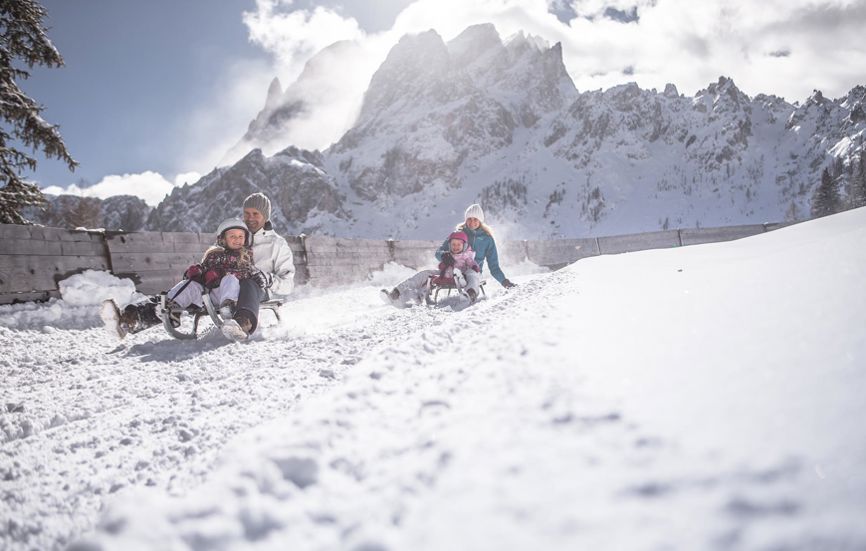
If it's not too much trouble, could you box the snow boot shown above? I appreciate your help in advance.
[380,288,403,308]
[159,298,183,328]
[101,298,162,339]
[126,298,163,334]
[221,312,252,341]
[100,299,127,339]
[218,299,236,319]
[465,287,478,304]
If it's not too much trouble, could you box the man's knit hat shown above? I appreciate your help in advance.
[243,193,271,221]
[464,203,485,223]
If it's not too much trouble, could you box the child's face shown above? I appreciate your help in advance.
[224,229,246,250]
[449,238,464,254]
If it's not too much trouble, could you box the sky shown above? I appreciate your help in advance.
[19,0,866,206]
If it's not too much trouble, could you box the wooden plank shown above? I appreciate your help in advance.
[0,253,110,271]
[307,265,372,278]
[106,231,214,249]
[109,252,200,273]
[114,272,179,295]
[61,241,107,256]
[764,222,794,232]
[57,229,105,242]
[0,224,35,240]
[680,225,765,246]
[0,256,110,293]
[526,238,599,266]
[597,230,680,255]
[105,238,207,254]
[0,240,63,255]
[0,290,60,305]
[305,251,392,263]
[392,243,437,251]
[159,231,209,243]
[306,251,391,264]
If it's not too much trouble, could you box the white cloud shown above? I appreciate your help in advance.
[243,0,367,82]
[381,0,866,100]
[43,171,182,207]
[173,171,202,187]
[176,0,866,175]
[244,0,866,107]
[174,57,278,173]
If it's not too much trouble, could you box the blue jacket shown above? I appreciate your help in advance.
[436,226,507,284]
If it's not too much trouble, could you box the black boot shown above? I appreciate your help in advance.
[120,298,162,335]
[466,288,477,304]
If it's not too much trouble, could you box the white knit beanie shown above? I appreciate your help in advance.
[243,192,271,221]
[464,203,485,223]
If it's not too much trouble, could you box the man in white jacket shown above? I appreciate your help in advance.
[228,192,295,337]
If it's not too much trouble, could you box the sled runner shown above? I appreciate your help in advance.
[423,273,486,306]
[160,293,284,340]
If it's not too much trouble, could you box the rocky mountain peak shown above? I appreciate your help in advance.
[264,77,282,112]
[504,30,549,54]
[447,23,504,66]
[663,83,679,98]
[691,76,750,117]
[357,30,450,123]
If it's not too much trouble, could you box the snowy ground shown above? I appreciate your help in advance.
[2,208,866,551]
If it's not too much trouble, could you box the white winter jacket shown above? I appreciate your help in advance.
[251,224,295,296]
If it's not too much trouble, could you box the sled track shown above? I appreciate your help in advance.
[0,296,472,551]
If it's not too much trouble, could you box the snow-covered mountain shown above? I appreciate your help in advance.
[147,147,348,233]
[24,194,150,231]
[220,39,376,166]
[145,24,866,239]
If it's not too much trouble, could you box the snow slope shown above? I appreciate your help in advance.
[2,208,865,551]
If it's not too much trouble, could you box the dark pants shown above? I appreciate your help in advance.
[237,278,266,333]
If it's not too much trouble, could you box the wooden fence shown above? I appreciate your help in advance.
[0,225,110,303]
[0,222,786,305]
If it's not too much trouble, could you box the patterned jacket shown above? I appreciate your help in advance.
[201,247,255,282]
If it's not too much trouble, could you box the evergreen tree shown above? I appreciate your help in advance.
[811,167,843,218]
[0,0,76,224]
[851,154,866,209]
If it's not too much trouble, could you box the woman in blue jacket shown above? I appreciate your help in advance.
[380,203,516,308]
[435,204,516,289]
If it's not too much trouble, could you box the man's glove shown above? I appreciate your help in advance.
[441,252,455,267]
[252,270,274,290]
[502,279,517,288]
[203,269,221,289]
[184,264,203,281]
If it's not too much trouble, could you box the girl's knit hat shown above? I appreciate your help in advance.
[464,203,484,223]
